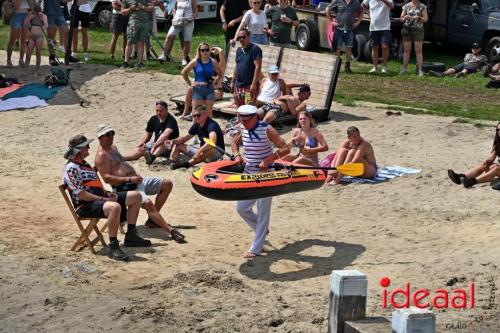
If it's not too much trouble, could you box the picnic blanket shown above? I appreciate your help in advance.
[2,83,59,100]
[341,166,421,184]
[0,96,48,111]
[0,83,23,98]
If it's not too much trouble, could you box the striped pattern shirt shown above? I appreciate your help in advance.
[240,121,274,174]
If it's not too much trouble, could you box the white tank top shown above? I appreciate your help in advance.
[174,0,193,21]
[240,121,274,174]
[257,79,281,103]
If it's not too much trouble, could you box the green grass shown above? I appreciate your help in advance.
[1,22,498,121]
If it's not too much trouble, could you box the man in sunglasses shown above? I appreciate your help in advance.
[232,28,262,107]
[62,134,145,261]
[231,105,290,260]
[429,42,488,78]
[266,0,299,48]
[95,124,186,243]
[169,105,225,169]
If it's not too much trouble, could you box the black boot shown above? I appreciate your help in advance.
[462,176,478,188]
[124,228,152,247]
[447,169,464,185]
[171,161,190,170]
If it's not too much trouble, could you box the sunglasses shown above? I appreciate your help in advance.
[200,48,210,52]
[104,131,115,137]
[192,113,202,118]
[236,36,247,41]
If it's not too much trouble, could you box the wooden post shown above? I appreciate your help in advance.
[328,270,368,333]
[391,307,436,333]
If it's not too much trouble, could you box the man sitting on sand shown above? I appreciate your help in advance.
[94,124,185,242]
[135,101,180,165]
[325,126,377,185]
[259,84,311,124]
[62,134,147,261]
[170,105,225,170]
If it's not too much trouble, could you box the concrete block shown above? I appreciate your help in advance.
[392,307,436,333]
[344,317,391,333]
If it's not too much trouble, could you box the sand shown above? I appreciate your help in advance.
[0,53,499,332]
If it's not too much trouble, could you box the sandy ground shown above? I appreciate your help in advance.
[0,52,499,332]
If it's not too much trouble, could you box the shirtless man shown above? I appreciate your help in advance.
[94,124,185,242]
[325,126,377,185]
[260,83,311,124]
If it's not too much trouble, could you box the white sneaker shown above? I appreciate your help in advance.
[84,53,90,62]
[59,45,65,52]
[181,59,188,66]
[369,66,377,74]
[381,67,387,74]
[418,69,425,77]
[158,54,166,61]
[399,68,407,75]
[71,52,78,58]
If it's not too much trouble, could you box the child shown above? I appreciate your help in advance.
[23,4,47,75]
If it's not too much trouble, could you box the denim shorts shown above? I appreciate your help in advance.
[250,34,269,45]
[10,12,27,29]
[369,30,391,47]
[332,29,354,52]
[192,85,215,101]
[47,15,67,28]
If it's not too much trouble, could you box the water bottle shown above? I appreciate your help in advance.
[244,91,251,105]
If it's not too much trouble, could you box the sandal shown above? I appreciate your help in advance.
[171,229,186,243]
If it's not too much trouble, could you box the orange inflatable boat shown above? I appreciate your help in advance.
[190,159,327,201]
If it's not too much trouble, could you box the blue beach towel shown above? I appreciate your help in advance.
[341,166,421,184]
[2,83,60,100]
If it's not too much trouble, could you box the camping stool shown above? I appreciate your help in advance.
[59,185,124,253]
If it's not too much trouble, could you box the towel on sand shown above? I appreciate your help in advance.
[342,166,421,184]
[2,83,59,100]
[0,96,48,111]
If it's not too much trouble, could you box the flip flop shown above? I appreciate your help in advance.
[447,169,462,185]
[243,251,260,260]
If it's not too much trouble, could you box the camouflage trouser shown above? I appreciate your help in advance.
[127,21,149,44]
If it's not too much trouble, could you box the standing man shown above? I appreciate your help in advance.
[70,0,92,62]
[231,105,290,260]
[326,0,362,73]
[121,0,154,68]
[232,28,262,106]
[362,0,393,74]
[44,0,75,65]
[220,0,250,47]
[170,105,225,169]
[136,101,180,165]
[62,134,147,261]
[266,0,299,48]
[94,124,185,241]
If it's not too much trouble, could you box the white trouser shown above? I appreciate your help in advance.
[236,197,272,255]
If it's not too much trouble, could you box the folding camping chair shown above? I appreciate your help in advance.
[58,184,124,253]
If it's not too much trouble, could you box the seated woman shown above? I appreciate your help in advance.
[180,46,227,120]
[325,126,377,185]
[448,122,500,188]
[281,111,328,166]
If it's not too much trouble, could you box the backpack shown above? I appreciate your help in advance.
[44,67,71,87]
[2,0,14,24]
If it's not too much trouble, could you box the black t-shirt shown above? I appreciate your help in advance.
[235,43,262,88]
[188,117,225,150]
[223,0,250,22]
[145,114,180,142]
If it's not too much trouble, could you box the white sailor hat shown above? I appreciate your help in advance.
[237,105,257,116]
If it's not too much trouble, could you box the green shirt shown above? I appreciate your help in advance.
[266,6,298,45]
[122,0,150,23]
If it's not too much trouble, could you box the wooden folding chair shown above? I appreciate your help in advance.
[59,185,124,253]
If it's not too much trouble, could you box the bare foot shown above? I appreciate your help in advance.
[243,251,259,260]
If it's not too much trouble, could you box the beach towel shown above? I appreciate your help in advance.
[2,83,59,100]
[0,96,48,111]
[341,166,421,184]
[0,83,23,98]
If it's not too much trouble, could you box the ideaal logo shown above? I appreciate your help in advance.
[380,276,475,309]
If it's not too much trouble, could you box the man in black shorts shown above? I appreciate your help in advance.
[136,100,180,165]
[110,0,130,59]
[70,0,92,62]
[62,134,151,261]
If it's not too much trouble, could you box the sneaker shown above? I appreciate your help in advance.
[49,55,59,66]
[171,161,190,170]
[83,53,90,62]
[428,70,444,77]
[381,67,387,74]
[69,55,79,63]
[462,176,477,188]
[135,63,145,68]
[181,58,188,66]
[399,68,407,75]
[369,66,377,74]
[418,69,425,77]
[124,229,152,247]
[447,169,464,185]
[109,244,129,261]
[454,71,466,78]
[145,218,161,228]
[144,150,156,165]
[158,54,172,62]
[171,229,186,243]
[120,62,130,68]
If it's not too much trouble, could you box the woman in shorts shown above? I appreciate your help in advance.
[181,42,223,119]
[7,0,30,67]
[400,0,428,76]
